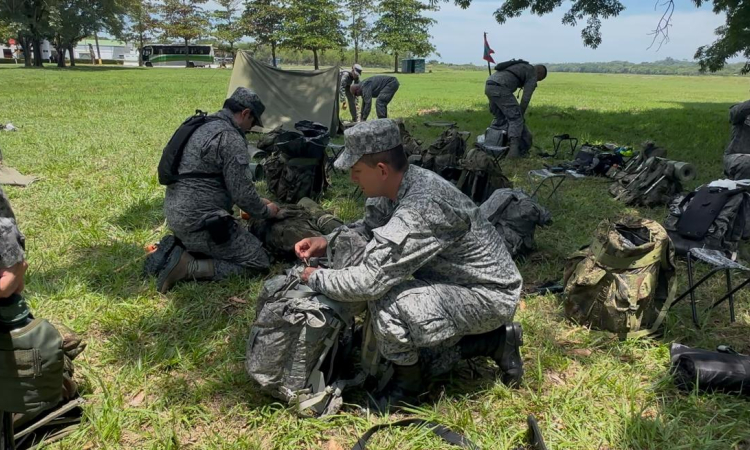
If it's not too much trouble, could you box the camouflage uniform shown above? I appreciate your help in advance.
[0,187,29,325]
[360,75,400,121]
[309,120,522,366]
[340,70,359,122]
[164,108,272,279]
[484,63,537,139]
[724,99,750,180]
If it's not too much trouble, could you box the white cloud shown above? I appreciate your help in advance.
[425,2,730,64]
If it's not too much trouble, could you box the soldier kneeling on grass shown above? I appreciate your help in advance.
[294,119,525,410]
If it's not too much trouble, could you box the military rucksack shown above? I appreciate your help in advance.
[395,119,423,157]
[664,184,750,257]
[157,110,225,186]
[562,217,678,339]
[419,127,469,179]
[493,59,529,72]
[609,157,684,207]
[260,121,330,203]
[455,146,513,203]
[479,189,552,258]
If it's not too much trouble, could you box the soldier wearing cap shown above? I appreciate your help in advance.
[294,119,524,411]
[158,87,280,293]
[340,64,363,122]
[350,75,400,121]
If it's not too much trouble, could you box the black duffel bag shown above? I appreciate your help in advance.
[670,343,750,396]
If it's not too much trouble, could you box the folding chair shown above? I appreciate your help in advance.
[326,144,345,174]
[527,169,568,202]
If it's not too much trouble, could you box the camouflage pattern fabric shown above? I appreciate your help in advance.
[563,217,677,339]
[725,100,750,158]
[359,76,400,121]
[419,127,467,179]
[308,164,522,365]
[479,188,552,258]
[724,154,750,180]
[485,63,537,140]
[334,119,403,170]
[395,120,423,156]
[609,157,683,207]
[455,146,513,203]
[340,70,359,122]
[0,187,24,269]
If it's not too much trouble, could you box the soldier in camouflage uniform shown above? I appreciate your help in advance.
[294,119,524,409]
[0,187,31,328]
[350,75,400,121]
[340,64,363,122]
[724,99,750,180]
[485,62,547,158]
[158,88,280,293]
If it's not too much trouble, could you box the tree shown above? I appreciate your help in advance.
[242,0,285,67]
[159,0,210,67]
[212,0,243,60]
[345,0,372,64]
[283,0,345,70]
[372,0,436,73]
[436,0,750,74]
[0,0,56,66]
[123,0,158,66]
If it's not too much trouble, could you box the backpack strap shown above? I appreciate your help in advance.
[351,419,480,450]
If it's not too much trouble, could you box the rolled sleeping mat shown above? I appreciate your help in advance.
[670,343,750,396]
[248,163,264,182]
[669,161,696,182]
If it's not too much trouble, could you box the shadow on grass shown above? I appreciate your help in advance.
[113,197,165,231]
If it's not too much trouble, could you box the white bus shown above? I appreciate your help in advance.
[142,44,214,67]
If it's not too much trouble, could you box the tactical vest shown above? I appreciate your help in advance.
[455,146,513,203]
[260,122,330,203]
[563,217,677,339]
[158,111,226,186]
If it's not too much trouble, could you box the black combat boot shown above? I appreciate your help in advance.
[371,362,424,414]
[156,247,215,293]
[458,322,524,387]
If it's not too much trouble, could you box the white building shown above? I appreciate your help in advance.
[0,38,138,65]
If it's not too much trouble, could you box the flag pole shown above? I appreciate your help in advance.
[484,32,492,76]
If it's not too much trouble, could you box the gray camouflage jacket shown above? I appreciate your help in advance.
[0,188,25,269]
[485,63,538,113]
[339,70,359,99]
[308,165,522,304]
[360,75,397,121]
[164,108,270,234]
[725,99,750,156]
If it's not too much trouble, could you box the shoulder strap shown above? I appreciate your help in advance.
[351,419,479,450]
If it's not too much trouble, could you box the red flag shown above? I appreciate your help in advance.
[483,33,495,64]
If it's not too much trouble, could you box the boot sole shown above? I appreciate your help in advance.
[156,245,185,294]
[142,235,178,278]
[499,323,524,388]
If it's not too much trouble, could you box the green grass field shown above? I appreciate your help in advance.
[1,64,750,449]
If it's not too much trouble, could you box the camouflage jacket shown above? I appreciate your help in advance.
[725,99,750,156]
[339,70,359,99]
[164,108,270,234]
[0,187,25,269]
[360,75,397,121]
[308,165,522,304]
[485,63,538,112]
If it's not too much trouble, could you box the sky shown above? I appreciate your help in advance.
[423,0,729,64]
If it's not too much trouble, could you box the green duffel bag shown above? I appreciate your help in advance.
[562,216,678,339]
[0,318,64,415]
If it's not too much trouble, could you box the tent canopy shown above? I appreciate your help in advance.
[227,52,340,132]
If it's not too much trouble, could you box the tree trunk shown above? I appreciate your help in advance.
[32,38,43,67]
[56,44,66,67]
[355,39,359,64]
[68,45,76,66]
[94,32,102,64]
[138,33,144,67]
[313,48,319,70]
[185,39,190,67]
[19,34,31,67]
[271,42,277,67]
[394,52,398,73]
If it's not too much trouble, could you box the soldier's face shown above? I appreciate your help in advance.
[350,160,387,198]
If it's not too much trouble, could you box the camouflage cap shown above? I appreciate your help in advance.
[228,87,265,127]
[335,119,401,170]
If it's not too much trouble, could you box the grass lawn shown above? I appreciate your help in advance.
[1,64,750,449]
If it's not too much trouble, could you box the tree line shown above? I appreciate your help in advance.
[0,0,439,71]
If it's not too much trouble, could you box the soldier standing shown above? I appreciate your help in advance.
[158,87,280,293]
[294,119,524,411]
[340,64,363,122]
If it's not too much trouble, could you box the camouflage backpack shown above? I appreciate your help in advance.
[245,230,368,417]
[455,146,513,204]
[479,188,552,258]
[562,217,677,339]
[260,121,330,203]
[419,127,469,179]
[395,119,423,157]
[609,157,684,207]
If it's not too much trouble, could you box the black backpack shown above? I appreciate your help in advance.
[493,59,529,72]
[158,110,224,185]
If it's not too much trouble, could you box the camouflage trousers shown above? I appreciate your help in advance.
[375,80,400,119]
[176,221,270,280]
[368,279,516,367]
[486,90,524,139]
[344,90,358,122]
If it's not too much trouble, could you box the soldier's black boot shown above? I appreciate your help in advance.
[156,247,215,293]
[371,362,423,414]
[458,323,524,387]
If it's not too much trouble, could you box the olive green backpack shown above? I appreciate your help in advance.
[562,217,678,339]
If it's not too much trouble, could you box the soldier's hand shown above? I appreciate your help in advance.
[266,202,280,218]
[295,237,327,260]
[0,260,27,297]
[301,266,318,283]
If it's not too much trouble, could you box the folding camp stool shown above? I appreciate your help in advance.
[672,248,750,327]
[527,169,568,202]
[326,144,345,174]
[480,144,508,170]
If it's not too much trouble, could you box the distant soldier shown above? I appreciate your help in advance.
[350,75,400,121]
[340,64,363,122]
[723,99,750,180]
[485,60,547,158]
